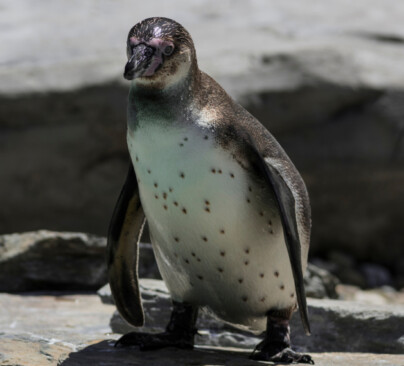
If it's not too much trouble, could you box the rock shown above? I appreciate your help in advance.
[1,0,404,271]
[360,263,393,288]
[304,263,339,299]
[0,231,161,293]
[1,291,403,365]
[291,298,404,354]
[106,279,404,354]
[0,231,107,292]
[336,284,404,306]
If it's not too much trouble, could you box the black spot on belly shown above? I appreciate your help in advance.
[274,271,279,277]
[242,296,248,302]
[197,275,203,280]
[238,278,243,284]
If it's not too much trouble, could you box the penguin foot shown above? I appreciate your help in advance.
[249,308,314,364]
[250,346,314,364]
[115,331,194,350]
[115,301,198,351]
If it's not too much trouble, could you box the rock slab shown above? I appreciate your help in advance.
[0,231,107,291]
[1,291,403,366]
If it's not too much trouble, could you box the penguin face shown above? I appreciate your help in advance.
[124,17,196,88]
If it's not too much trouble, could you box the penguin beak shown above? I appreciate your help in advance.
[124,43,156,80]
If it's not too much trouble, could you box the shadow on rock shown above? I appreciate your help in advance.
[59,339,262,366]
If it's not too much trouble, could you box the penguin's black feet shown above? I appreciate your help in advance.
[250,343,314,364]
[115,330,194,350]
[250,308,314,364]
[115,301,198,351]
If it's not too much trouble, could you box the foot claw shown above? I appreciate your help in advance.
[250,347,314,364]
[114,331,194,350]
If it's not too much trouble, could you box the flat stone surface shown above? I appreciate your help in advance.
[1,291,403,365]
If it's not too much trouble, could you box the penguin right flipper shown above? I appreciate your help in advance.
[107,163,146,327]
[250,142,311,336]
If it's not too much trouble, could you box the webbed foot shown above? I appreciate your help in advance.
[115,331,194,350]
[115,301,198,351]
[251,346,314,364]
[250,308,314,364]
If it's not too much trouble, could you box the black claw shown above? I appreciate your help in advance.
[251,347,314,364]
[113,331,194,350]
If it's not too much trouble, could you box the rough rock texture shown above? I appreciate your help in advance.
[0,231,107,292]
[1,0,404,270]
[1,291,403,366]
[304,263,339,299]
[105,279,404,354]
[0,232,162,292]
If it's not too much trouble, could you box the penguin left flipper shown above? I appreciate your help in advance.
[107,163,146,327]
[249,139,311,336]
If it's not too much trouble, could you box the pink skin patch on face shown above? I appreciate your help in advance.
[129,37,174,77]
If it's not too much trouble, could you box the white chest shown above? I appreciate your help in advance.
[127,123,296,331]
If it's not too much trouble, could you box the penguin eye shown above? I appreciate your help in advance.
[163,45,174,56]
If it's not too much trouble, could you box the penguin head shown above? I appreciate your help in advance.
[124,17,197,88]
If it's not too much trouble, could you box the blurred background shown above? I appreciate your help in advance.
[1,0,404,290]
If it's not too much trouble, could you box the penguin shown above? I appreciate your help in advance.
[107,17,313,364]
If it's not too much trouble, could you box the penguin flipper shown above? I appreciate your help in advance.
[251,145,311,336]
[107,163,146,327]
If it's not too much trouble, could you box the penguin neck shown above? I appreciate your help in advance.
[129,63,201,122]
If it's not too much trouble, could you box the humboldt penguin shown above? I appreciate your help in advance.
[107,17,313,363]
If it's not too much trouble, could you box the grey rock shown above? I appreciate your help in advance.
[304,263,339,299]
[0,231,107,292]
[107,279,404,354]
[291,298,404,354]
[360,263,393,288]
